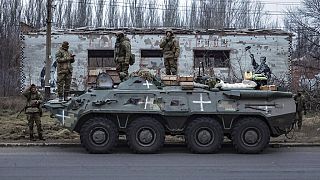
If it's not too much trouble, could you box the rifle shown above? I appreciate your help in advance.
[16,106,25,118]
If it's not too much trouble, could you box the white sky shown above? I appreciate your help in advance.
[257,0,302,25]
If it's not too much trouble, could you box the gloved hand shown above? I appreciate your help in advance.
[249,54,254,58]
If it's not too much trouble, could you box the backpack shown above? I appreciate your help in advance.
[129,53,135,65]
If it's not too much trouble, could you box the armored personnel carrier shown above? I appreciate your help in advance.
[45,73,296,154]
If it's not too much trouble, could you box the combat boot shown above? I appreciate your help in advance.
[38,133,45,141]
[29,133,36,141]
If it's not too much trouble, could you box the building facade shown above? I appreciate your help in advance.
[21,28,293,91]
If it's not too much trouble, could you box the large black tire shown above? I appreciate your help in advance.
[185,117,223,154]
[231,117,270,154]
[80,117,118,154]
[127,117,165,153]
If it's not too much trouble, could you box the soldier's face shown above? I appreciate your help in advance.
[166,32,172,37]
[30,87,36,93]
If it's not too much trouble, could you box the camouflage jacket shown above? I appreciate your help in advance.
[159,36,180,59]
[22,89,43,113]
[114,37,131,64]
[55,47,75,74]
[294,95,306,112]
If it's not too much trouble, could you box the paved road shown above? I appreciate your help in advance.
[0,144,319,180]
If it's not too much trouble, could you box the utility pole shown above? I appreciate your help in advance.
[45,0,52,101]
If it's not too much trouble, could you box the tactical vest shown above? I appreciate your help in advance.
[56,48,74,74]
[25,92,42,114]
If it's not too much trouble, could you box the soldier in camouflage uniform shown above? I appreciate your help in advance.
[160,29,180,75]
[55,41,75,101]
[114,31,131,81]
[294,90,306,130]
[22,84,45,141]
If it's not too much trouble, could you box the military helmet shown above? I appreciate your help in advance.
[115,31,124,38]
[165,29,174,36]
[62,41,69,49]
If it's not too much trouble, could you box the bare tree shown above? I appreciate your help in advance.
[108,0,118,27]
[0,0,22,96]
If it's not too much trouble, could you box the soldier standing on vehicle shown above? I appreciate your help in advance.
[250,54,272,79]
[160,29,180,75]
[55,41,75,101]
[114,31,131,81]
[22,84,45,141]
[294,90,306,130]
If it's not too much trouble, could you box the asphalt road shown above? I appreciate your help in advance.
[0,144,319,180]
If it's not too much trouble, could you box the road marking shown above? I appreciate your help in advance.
[193,93,212,111]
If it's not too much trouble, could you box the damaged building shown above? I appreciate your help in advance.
[21,28,293,91]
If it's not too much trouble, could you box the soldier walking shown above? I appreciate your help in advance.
[114,31,131,81]
[22,84,45,141]
[160,29,180,75]
[294,90,306,130]
[55,41,75,101]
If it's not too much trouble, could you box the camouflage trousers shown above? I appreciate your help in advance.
[27,113,42,135]
[116,62,129,81]
[164,57,177,75]
[57,73,72,97]
[296,111,303,129]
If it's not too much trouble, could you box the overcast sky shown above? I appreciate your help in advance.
[259,0,302,23]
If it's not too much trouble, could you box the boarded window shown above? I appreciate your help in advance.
[88,49,115,67]
[140,49,163,70]
[193,50,230,68]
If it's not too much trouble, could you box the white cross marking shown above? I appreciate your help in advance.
[144,96,154,109]
[193,93,212,111]
[55,110,71,125]
[143,80,153,89]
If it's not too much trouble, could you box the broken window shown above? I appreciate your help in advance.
[88,49,115,67]
[140,49,163,70]
[193,50,230,68]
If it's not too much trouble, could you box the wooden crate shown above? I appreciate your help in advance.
[179,75,194,82]
[161,75,179,81]
[180,82,194,90]
[162,80,179,86]
[260,85,277,91]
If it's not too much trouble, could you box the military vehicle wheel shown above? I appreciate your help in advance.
[232,117,270,154]
[80,117,118,154]
[185,117,223,153]
[127,117,165,153]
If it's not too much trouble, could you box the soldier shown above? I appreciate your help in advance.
[294,90,306,130]
[160,29,180,75]
[55,41,75,101]
[114,31,131,81]
[22,84,45,141]
[250,54,272,79]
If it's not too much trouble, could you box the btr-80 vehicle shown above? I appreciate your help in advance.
[45,73,296,154]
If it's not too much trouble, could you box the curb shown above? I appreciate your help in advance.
[0,142,320,147]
